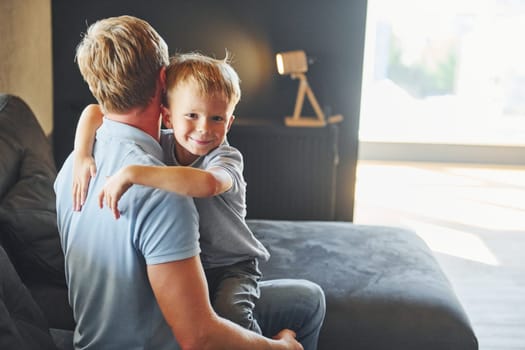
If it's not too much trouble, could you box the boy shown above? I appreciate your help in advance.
[74,52,269,334]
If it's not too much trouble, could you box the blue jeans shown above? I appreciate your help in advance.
[51,279,326,350]
[255,279,326,350]
[205,259,263,333]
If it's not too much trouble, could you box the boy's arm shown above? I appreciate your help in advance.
[125,165,233,197]
[72,104,104,211]
[99,165,232,219]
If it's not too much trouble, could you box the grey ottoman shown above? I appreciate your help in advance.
[249,219,478,350]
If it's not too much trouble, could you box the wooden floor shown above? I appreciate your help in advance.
[353,160,525,350]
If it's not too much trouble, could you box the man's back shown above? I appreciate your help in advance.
[55,119,200,349]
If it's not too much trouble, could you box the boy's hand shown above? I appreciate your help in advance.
[72,154,97,211]
[273,329,303,350]
[98,168,133,219]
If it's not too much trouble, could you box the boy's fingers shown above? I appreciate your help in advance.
[109,197,120,219]
[97,187,120,219]
[113,206,120,220]
[98,191,105,208]
[80,183,87,205]
[72,184,77,210]
[73,182,80,211]
[82,171,93,204]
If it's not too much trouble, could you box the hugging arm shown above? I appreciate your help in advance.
[72,104,104,210]
[99,165,232,219]
[147,256,302,350]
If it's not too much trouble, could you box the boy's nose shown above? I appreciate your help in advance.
[196,119,209,133]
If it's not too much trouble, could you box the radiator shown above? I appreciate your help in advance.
[228,122,339,221]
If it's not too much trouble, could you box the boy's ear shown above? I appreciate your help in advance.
[226,115,235,132]
[161,105,172,128]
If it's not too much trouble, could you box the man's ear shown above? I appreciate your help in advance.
[161,105,172,128]
[226,115,235,132]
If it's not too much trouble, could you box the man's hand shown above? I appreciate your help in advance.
[273,329,303,350]
[98,167,133,219]
[72,154,97,211]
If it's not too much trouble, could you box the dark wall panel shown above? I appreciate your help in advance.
[52,0,367,221]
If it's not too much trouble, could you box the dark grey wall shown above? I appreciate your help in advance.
[52,0,367,221]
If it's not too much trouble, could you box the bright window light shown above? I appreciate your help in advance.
[360,0,525,146]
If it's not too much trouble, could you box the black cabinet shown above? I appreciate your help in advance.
[228,121,339,221]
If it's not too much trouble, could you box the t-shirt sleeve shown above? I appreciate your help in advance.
[203,145,245,194]
[133,187,200,265]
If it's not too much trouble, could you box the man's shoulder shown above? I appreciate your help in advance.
[96,119,165,162]
[121,146,165,167]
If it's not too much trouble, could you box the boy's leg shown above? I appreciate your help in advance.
[206,259,262,333]
[255,279,326,350]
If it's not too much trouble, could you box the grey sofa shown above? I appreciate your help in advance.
[0,94,478,349]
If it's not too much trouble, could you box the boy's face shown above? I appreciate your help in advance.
[163,80,236,165]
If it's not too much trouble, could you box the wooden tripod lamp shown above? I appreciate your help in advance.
[276,50,343,127]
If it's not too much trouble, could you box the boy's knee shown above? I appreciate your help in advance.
[214,299,261,332]
[291,280,326,326]
[313,283,326,324]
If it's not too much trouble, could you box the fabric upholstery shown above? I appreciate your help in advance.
[250,219,478,350]
[0,94,63,284]
[0,245,58,350]
[0,94,73,329]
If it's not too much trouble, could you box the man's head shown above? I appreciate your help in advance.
[76,15,169,114]
[162,52,241,165]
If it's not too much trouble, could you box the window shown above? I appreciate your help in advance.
[360,0,525,147]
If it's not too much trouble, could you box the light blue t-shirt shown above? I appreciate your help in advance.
[55,119,200,350]
[160,130,269,269]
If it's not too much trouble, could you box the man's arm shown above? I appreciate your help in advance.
[99,165,231,219]
[147,256,301,350]
[72,104,104,210]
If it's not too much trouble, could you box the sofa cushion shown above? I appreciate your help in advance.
[0,133,21,198]
[250,219,478,350]
[0,245,58,350]
[0,94,65,286]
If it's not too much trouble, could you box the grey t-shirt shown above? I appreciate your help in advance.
[161,129,270,269]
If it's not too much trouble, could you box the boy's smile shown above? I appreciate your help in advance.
[163,80,235,165]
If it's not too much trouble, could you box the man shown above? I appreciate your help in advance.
[55,15,324,350]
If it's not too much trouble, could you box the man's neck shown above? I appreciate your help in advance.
[105,102,162,141]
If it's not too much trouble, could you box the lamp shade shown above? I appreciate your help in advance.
[276,50,308,75]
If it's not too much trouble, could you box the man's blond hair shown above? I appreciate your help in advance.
[165,52,241,107]
[76,15,169,113]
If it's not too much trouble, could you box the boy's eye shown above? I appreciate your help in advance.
[185,113,198,119]
[212,116,224,122]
